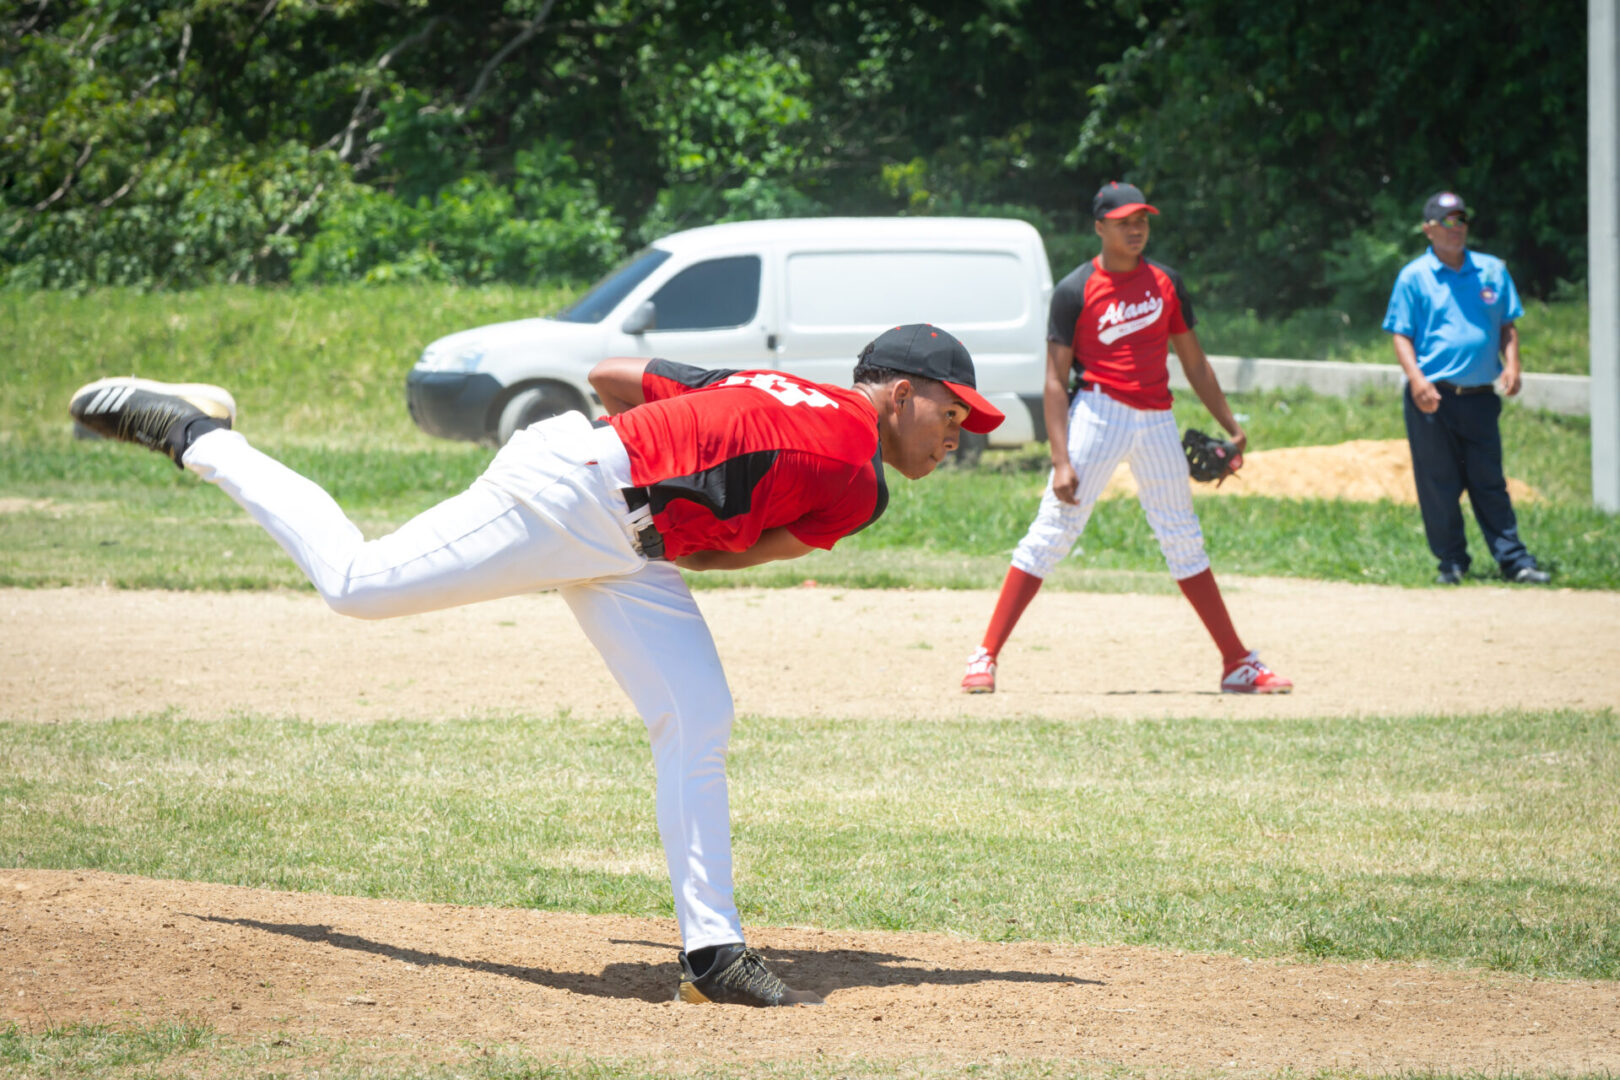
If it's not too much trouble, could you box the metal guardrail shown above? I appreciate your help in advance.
[1170,356,1592,416]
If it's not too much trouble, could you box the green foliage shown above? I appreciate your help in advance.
[1321,194,1427,326]
[1075,0,1586,313]
[2,1,1586,301]
[294,141,621,285]
[6,140,354,289]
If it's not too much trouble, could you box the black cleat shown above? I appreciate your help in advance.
[1510,566,1551,584]
[69,377,235,466]
[675,944,824,1007]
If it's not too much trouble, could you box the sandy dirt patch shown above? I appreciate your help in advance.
[1101,439,1540,504]
[4,580,1616,725]
[3,869,1617,1073]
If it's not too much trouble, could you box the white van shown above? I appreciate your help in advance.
[406,217,1054,455]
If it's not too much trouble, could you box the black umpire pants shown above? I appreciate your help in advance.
[1402,382,1537,577]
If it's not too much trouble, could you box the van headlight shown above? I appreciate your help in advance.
[415,342,486,373]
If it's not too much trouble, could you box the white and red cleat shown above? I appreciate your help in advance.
[961,646,997,694]
[1221,651,1293,694]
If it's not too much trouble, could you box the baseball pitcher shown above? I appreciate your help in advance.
[71,324,1003,1007]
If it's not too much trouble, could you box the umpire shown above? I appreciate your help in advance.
[1383,191,1550,586]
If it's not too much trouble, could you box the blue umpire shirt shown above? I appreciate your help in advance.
[1382,248,1524,387]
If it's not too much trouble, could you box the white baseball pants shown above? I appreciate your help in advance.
[1012,386,1211,581]
[182,413,745,952]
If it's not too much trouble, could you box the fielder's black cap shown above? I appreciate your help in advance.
[1093,180,1160,220]
[1423,191,1472,223]
[864,323,1004,434]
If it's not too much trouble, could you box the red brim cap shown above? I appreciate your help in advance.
[944,380,1005,434]
[1102,202,1159,219]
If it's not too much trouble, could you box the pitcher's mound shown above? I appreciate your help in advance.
[3,869,1616,1073]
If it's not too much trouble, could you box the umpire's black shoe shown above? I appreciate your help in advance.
[1435,565,1465,585]
[70,377,235,467]
[1509,565,1552,585]
[676,944,824,1007]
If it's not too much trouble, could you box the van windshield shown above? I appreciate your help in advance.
[554,248,672,324]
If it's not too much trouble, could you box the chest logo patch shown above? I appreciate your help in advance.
[1480,286,1498,304]
[1096,294,1164,345]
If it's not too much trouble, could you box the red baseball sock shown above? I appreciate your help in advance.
[1177,568,1248,668]
[981,566,1044,658]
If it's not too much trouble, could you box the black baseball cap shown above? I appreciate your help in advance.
[864,324,1004,434]
[1423,191,1472,223]
[1093,181,1160,220]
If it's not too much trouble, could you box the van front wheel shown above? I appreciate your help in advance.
[496,383,585,445]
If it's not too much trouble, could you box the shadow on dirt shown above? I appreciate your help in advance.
[185,914,1100,1002]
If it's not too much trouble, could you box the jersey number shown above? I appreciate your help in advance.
[722,372,837,409]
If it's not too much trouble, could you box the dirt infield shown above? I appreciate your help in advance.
[4,582,1619,1072]
[5,580,1617,724]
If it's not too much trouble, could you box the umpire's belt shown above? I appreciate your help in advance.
[621,486,667,561]
[1435,380,1496,397]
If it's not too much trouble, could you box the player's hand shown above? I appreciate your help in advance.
[1226,428,1247,471]
[1499,364,1523,397]
[1411,377,1441,414]
[1052,460,1080,505]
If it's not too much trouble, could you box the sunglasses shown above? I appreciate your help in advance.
[1430,215,1471,229]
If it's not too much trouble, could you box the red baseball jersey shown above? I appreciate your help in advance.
[605,360,889,559]
[1047,257,1196,411]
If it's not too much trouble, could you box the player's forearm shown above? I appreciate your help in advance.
[1501,323,1520,368]
[1173,335,1242,438]
[1042,343,1074,466]
[588,357,652,415]
[673,528,815,571]
[1390,334,1424,382]
[675,550,763,571]
[1042,377,1072,466]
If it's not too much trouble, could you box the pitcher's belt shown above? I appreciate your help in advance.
[621,486,667,561]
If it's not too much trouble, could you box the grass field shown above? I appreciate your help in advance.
[2,287,1613,591]
[5,709,1615,977]
[3,384,1612,590]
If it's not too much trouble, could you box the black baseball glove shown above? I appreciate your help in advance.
[1182,428,1241,485]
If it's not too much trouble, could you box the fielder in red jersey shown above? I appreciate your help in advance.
[1048,256,1194,410]
[961,181,1293,697]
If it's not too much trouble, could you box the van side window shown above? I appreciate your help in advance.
[649,256,761,331]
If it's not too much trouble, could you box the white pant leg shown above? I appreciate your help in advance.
[560,563,743,951]
[1125,409,1211,580]
[182,415,644,619]
[185,417,741,949]
[1011,388,1133,580]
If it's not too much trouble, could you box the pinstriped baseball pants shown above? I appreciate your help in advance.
[1011,386,1211,581]
[181,414,745,953]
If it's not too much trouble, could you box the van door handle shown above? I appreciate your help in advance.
[766,333,779,351]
